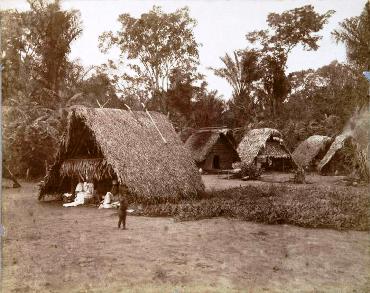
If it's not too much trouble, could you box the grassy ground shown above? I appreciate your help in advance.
[2,179,370,292]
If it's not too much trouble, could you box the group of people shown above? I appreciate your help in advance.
[63,178,128,229]
[62,179,94,207]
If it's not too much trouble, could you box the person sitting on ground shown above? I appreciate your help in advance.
[63,177,94,207]
[99,179,120,209]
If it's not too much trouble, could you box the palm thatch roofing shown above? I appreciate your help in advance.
[317,133,352,173]
[59,158,116,180]
[292,135,333,168]
[184,128,237,163]
[237,128,295,166]
[40,107,204,199]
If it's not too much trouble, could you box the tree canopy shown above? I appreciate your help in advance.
[213,5,334,122]
[99,6,200,109]
[333,2,370,70]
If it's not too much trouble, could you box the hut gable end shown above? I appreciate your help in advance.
[64,115,103,159]
[185,130,240,170]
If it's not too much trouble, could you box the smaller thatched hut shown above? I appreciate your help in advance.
[39,107,204,202]
[318,134,355,175]
[292,135,333,171]
[237,128,296,172]
[185,128,240,171]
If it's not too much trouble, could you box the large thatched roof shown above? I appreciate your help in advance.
[40,107,204,199]
[317,134,352,172]
[185,129,236,163]
[292,135,332,168]
[237,128,293,166]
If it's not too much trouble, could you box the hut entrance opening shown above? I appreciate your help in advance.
[213,155,220,169]
[56,116,119,197]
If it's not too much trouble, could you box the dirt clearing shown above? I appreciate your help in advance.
[201,173,350,191]
[2,181,370,292]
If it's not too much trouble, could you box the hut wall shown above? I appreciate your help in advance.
[201,137,239,170]
[260,157,294,172]
[258,141,295,172]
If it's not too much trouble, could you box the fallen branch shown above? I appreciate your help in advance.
[5,166,21,188]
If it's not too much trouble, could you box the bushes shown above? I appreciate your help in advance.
[239,163,262,179]
[133,184,369,231]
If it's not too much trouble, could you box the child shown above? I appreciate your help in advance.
[118,194,128,230]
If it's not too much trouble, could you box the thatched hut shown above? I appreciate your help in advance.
[237,128,296,171]
[318,134,355,175]
[39,107,204,201]
[292,135,333,171]
[185,128,240,171]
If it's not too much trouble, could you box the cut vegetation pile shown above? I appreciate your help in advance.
[133,185,369,231]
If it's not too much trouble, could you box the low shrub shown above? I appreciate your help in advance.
[133,184,369,231]
[240,163,262,179]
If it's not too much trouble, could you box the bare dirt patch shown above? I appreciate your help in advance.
[201,172,350,191]
[2,181,370,292]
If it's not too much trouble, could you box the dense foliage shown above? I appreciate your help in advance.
[1,1,121,178]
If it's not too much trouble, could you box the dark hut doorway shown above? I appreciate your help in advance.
[213,155,220,169]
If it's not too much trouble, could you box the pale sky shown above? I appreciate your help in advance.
[1,0,367,99]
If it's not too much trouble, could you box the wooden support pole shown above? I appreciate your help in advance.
[141,103,167,144]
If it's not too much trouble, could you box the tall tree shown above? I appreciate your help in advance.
[1,0,82,106]
[1,0,84,178]
[245,5,334,117]
[1,9,34,103]
[26,0,82,102]
[333,2,370,70]
[211,51,249,99]
[99,6,200,111]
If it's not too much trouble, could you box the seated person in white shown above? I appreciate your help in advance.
[63,178,94,207]
[98,180,120,209]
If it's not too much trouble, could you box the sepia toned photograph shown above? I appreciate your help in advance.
[1,0,369,292]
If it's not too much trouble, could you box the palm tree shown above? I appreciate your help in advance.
[210,51,247,99]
